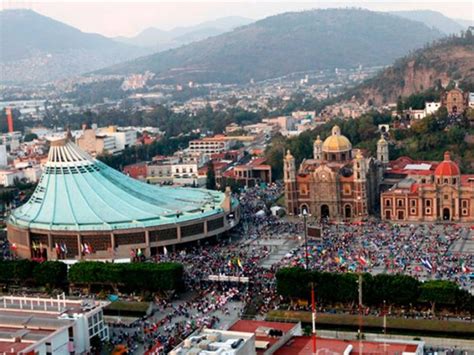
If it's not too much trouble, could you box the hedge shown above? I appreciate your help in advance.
[276,267,472,311]
[68,261,184,292]
[0,260,67,288]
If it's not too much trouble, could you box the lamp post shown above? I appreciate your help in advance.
[302,207,309,270]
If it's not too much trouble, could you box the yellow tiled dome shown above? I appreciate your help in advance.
[322,125,352,153]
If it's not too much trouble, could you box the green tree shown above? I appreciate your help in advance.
[206,160,216,190]
[419,280,458,314]
[23,133,38,142]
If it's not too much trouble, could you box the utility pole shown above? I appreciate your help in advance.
[358,272,363,350]
[311,282,317,354]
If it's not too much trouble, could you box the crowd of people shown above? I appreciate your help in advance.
[281,220,473,290]
[106,182,473,353]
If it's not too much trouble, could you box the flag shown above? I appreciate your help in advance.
[60,242,66,253]
[32,242,37,251]
[461,262,470,274]
[137,248,142,257]
[163,246,168,256]
[62,242,68,255]
[237,258,243,269]
[228,259,233,268]
[55,243,60,254]
[421,258,432,271]
[358,255,367,266]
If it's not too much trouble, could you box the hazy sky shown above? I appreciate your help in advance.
[2,0,473,37]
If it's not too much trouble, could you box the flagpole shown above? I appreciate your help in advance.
[311,282,316,354]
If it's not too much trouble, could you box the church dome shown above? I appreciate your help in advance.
[322,125,352,153]
[434,152,460,177]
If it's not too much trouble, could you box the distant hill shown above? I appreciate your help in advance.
[455,18,474,29]
[343,34,474,105]
[0,9,149,83]
[114,16,254,50]
[390,10,464,35]
[99,9,444,84]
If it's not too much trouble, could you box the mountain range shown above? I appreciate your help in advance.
[2,8,470,85]
[99,9,444,84]
[0,9,150,83]
[114,16,254,51]
[389,10,466,35]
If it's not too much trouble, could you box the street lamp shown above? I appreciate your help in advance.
[301,207,309,270]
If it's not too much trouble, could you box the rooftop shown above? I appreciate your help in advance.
[9,139,231,232]
[274,336,422,355]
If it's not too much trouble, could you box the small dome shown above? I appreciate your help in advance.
[322,125,352,153]
[314,135,322,145]
[434,152,460,177]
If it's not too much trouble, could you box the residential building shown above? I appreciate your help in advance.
[0,169,23,187]
[76,126,137,156]
[188,135,234,155]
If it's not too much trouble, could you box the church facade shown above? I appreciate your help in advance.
[284,125,387,220]
[381,152,474,223]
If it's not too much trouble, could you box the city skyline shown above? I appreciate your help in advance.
[1,0,473,37]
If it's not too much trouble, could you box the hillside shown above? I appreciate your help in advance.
[344,34,474,105]
[99,9,443,84]
[390,10,464,35]
[0,9,149,83]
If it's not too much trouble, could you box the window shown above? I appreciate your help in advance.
[462,209,468,216]
[425,200,431,207]
[343,185,351,195]
[397,199,403,207]
[421,178,426,183]
[411,208,416,214]
[385,199,391,207]
[462,200,468,208]
[425,208,431,214]
[453,178,457,184]
[444,178,448,184]
[410,200,416,207]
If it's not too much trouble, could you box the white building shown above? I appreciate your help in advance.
[0,295,109,355]
[76,126,137,156]
[0,145,7,166]
[425,102,441,116]
[170,329,256,355]
[292,111,316,120]
[0,169,23,187]
[188,136,233,155]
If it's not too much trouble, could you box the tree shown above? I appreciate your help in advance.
[90,335,103,354]
[419,280,458,314]
[206,160,216,190]
[23,133,38,142]
[33,261,68,289]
